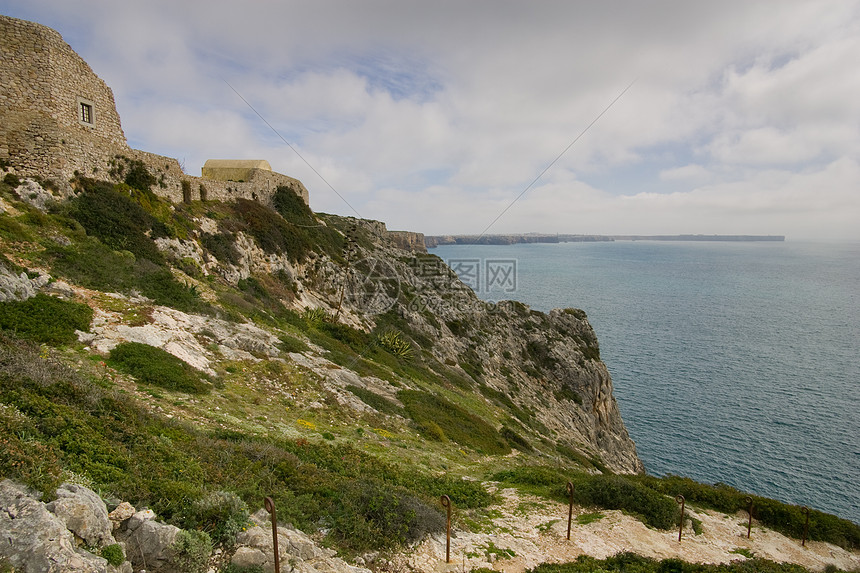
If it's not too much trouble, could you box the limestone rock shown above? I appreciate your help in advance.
[122,518,180,571]
[0,265,50,302]
[234,509,370,573]
[108,502,135,531]
[15,178,55,211]
[46,483,114,548]
[0,480,112,573]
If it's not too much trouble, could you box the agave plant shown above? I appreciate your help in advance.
[376,329,412,358]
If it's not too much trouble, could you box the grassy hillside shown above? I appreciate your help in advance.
[0,171,857,568]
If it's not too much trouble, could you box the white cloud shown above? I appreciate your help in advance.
[2,0,859,239]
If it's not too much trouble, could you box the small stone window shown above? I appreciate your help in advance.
[77,97,95,126]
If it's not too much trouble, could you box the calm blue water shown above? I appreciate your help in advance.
[432,241,860,524]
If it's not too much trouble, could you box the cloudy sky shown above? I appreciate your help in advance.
[4,1,860,240]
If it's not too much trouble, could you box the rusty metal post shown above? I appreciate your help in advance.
[676,494,685,542]
[441,495,452,563]
[566,482,574,540]
[265,496,280,572]
[801,506,810,547]
[745,496,753,539]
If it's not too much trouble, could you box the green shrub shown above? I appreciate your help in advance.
[231,198,312,261]
[399,390,510,455]
[529,552,814,573]
[493,466,677,530]
[168,529,212,573]
[200,231,240,265]
[278,334,309,354]
[638,475,860,550]
[100,543,124,566]
[272,186,344,259]
[69,179,164,262]
[0,294,93,345]
[3,173,21,188]
[182,490,249,548]
[109,342,210,394]
[500,426,532,452]
[107,156,156,191]
[569,474,678,529]
[329,478,445,552]
[346,385,404,416]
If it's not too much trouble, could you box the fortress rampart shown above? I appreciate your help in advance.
[0,14,308,207]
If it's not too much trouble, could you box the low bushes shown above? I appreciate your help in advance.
[492,466,678,530]
[399,390,510,455]
[47,240,209,314]
[329,478,445,552]
[346,385,404,417]
[68,179,166,263]
[180,490,249,548]
[108,342,210,394]
[638,475,860,550]
[530,553,813,573]
[0,294,92,345]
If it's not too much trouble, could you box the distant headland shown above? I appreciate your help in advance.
[425,234,785,247]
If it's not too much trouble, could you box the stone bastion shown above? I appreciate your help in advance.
[0,14,308,206]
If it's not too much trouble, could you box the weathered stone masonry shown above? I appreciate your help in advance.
[0,14,309,206]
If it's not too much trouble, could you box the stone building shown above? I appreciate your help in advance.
[0,14,308,206]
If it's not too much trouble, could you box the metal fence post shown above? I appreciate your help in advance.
[566,482,574,540]
[676,494,685,542]
[265,496,280,572]
[801,506,810,547]
[441,495,452,563]
[745,496,754,539]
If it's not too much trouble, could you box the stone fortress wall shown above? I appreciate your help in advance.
[0,14,309,206]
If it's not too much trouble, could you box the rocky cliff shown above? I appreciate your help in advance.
[0,167,646,571]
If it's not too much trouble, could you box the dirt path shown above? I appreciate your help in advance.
[396,487,859,573]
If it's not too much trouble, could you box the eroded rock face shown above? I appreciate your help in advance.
[0,265,50,302]
[305,219,645,473]
[121,517,180,572]
[0,480,112,573]
[231,509,371,573]
[46,483,114,548]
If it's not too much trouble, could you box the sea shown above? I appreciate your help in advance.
[431,240,860,525]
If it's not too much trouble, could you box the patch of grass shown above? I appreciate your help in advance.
[346,385,404,417]
[108,342,210,394]
[278,334,309,354]
[46,240,211,314]
[399,390,510,455]
[0,335,493,556]
[537,519,561,532]
[492,466,678,530]
[530,553,813,573]
[576,511,604,525]
[100,543,124,566]
[0,294,92,345]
